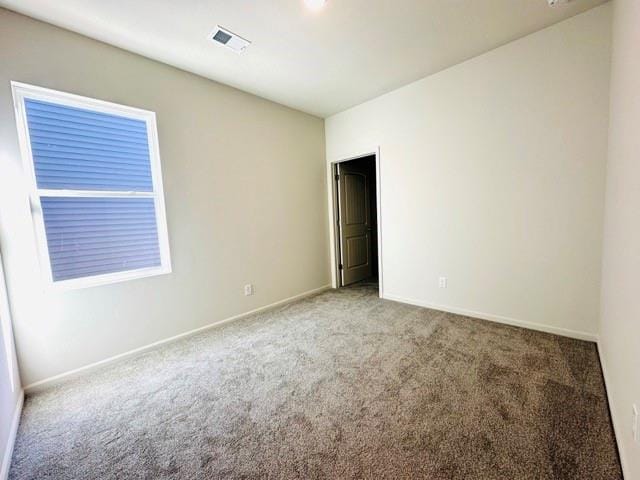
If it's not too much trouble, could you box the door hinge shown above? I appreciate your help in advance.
[335,174,340,181]
[338,263,343,270]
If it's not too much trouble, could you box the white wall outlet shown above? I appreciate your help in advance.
[244,284,254,296]
[633,404,639,443]
[438,277,447,288]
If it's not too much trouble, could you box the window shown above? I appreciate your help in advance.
[11,82,171,289]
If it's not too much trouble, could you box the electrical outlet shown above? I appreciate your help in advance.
[633,404,639,443]
[244,284,254,296]
[438,277,447,289]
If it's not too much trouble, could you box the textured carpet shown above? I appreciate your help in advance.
[10,286,621,479]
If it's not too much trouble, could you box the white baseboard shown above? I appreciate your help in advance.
[1,390,24,480]
[25,285,332,394]
[596,341,628,479]
[383,293,598,342]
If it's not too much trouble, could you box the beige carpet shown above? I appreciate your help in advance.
[10,285,621,479]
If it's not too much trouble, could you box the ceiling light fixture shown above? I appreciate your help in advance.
[304,0,327,11]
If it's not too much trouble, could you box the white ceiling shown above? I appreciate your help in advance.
[0,0,607,117]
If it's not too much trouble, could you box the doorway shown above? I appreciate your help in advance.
[332,154,380,290]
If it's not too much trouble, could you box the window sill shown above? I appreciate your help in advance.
[47,265,172,291]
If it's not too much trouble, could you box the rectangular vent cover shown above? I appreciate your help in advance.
[210,26,250,53]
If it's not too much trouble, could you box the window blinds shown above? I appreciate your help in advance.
[40,197,161,281]
[25,99,154,191]
[21,95,166,284]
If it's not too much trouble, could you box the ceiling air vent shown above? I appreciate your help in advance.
[210,26,251,53]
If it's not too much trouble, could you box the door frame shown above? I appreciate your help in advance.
[327,147,383,298]
[0,247,19,394]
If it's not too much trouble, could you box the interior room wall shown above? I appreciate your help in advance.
[0,8,330,387]
[325,5,612,339]
[599,0,640,476]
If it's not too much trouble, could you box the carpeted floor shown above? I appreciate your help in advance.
[10,286,621,479]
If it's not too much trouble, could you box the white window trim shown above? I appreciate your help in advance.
[11,81,172,290]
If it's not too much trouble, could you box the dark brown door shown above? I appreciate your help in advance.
[338,161,373,285]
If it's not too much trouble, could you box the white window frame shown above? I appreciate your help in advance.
[11,82,172,290]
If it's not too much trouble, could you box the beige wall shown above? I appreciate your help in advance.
[599,0,640,476]
[326,5,611,339]
[0,9,330,387]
